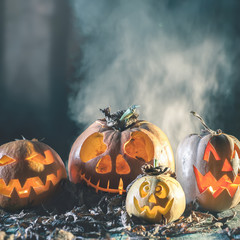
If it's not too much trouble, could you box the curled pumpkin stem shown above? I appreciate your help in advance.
[100,105,140,131]
[190,111,222,135]
[141,163,176,178]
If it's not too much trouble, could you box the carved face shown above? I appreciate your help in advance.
[176,132,240,212]
[68,120,174,194]
[126,175,186,223]
[194,136,240,198]
[0,139,67,210]
[193,134,240,211]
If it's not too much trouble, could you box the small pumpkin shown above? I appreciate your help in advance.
[0,139,67,210]
[68,106,174,194]
[126,165,186,223]
[176,112,240,212]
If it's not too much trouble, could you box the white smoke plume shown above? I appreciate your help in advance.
[68,0,235,152]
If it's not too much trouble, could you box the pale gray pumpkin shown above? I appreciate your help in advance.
[176,112,240,212]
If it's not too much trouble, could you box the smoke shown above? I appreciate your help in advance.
[69,0,238,152]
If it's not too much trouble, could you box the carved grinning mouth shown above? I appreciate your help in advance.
[79,171,126,194]
[193,166,240,198]
[0,169,63,198]
[133,196,173,218]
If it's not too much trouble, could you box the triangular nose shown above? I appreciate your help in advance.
[148,194,157,203]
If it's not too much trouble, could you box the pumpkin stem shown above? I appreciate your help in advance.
[100,105,140,131]
[153,159,158,168]
[141,163,176,178]
[190,111,222,135]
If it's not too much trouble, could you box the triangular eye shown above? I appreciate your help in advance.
[222,159,233,171]
[0,155,16,166]
[25,150,54,165]
[203,142,221,161]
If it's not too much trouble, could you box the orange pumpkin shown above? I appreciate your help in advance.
[68,106,174,194]
[0,139,67,210]
[176,112,240,211]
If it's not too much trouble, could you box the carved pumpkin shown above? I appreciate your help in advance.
[68,106,174,194]
[126,166,186,223]
[0,139,67,210]
[176,112,240,212]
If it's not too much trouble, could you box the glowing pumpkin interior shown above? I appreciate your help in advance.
[124,131,154,162]
[0,149,64,199]
[134,180,174,218]
[194,141,240,198]
[77,131,155,194]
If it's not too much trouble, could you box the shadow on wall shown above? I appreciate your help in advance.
[0,0,79,162]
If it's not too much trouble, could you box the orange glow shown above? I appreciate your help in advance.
[0,155,16,166]
[222,159,233,171]
[139,181,150,198]
[116,155,130,174]
[233,149,240,163]
[193,166,240,198]
[134,196,174,217]
[148,194,157,204]
[96,155,112,174]
[26,150,55,165]
[203,142,221,161]
[80,133,107,163]
[233,144,240,158]
[124,131,154,162]
[118,178,124,195]
[155,182,169,199]
[0,169,63,198]
[79,171,126,194]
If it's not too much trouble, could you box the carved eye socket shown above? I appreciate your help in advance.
[222,159,233,171]
[155,182,169,199]
[0,155,16,166]
[25,150,54,165]
[125,131,154,162]
[203,142,221,161]
[80,133,107,163]
[139,181,150,198]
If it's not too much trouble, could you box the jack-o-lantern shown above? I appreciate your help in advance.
[176,112,240,212]
[0,139,67,210]
[68,106,174,194]
[126,165,186,223]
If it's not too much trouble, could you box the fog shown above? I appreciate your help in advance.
[69,0,240,151]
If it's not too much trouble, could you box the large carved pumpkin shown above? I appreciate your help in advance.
[0,139,67,210]
[176,112,240,212]
[68,107,174,194]
[126,166,186,223]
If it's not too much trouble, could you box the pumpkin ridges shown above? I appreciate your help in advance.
[69,116,175,194]
[126,175,185,223]
[137,122,175,171]
[176,111,240,212]
[0,139,67,210]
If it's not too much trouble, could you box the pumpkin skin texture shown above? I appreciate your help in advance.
[0,139,67,210]
[126,175,186,223]
[176,131,240,212]
[68,119,174,194]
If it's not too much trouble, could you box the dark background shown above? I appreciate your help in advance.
[0,0,240,164]
[0,0,79,162]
